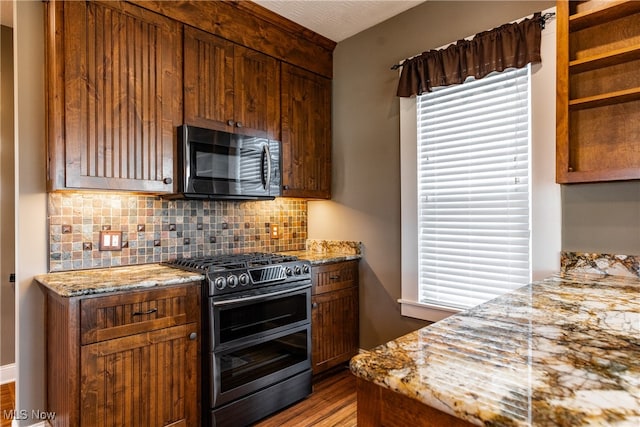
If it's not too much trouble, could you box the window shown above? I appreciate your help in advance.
[417,66,531,311]
[399,9,560,322]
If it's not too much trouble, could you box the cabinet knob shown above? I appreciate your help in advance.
[189,332,197,340]
[163,177,173,185]
[283,185,290,190]
[236,122,243,128]
[227,119,235,126]
[312,302,318,309]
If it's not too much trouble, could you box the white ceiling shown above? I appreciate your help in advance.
[254,0,425,42]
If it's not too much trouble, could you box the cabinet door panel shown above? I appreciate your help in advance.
[63,1,180,192]
[311,286,359,374]
[183,29,280,139]
[80,323,198,427]
[183,26,234,132]
[281,64,331,198]
[233,45,280,139]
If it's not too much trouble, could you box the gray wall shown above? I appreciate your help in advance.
[309,1,566,349]
[1,24,15,367]
[14,1,48,423]
[562,182,640,254]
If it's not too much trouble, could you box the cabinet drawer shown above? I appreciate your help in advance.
[312,260,358,295]
[80,284,200,345]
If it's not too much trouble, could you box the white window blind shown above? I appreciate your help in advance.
[417,66,531,310]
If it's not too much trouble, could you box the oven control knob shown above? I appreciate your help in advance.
[294,265,302,275]
[239,273,250,286]
[227,275,238,288]
[285,267,293,276]
[302,264,310,274]
[214,276,226,290]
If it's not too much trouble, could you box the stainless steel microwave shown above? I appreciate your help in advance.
[172,125,281,200]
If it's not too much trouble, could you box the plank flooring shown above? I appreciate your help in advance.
[254,367,357,427]
[0,367,357,427]
[0,382,15,427]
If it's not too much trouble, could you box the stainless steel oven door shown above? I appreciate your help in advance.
[210,324,311,407]
[209,283,311,351]
[208,283,312,407]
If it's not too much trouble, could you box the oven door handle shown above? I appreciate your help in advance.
[212,283,310,307]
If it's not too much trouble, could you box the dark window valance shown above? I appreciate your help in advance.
[396,12,543,97]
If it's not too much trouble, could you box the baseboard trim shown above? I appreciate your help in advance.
[0,363,16,384]
[11,420,50,427]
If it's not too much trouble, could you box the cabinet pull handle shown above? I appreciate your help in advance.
[132,308,157,317]
[189,332,197,340]
[329,275,340,280]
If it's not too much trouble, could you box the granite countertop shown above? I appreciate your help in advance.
[35,263,204,297]
[283,249,361,265]
[350,272,640,426]
[283,239,362,265]
[36,240,363,297]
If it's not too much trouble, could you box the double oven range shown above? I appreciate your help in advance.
[166,253,312,426]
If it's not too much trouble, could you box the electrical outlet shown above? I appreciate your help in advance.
[270,224,280,239]
[99,231,123,251]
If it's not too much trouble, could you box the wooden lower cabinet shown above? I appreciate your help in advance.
[311,260,359,374]
[356,378,474,427]
[46,283,200,427]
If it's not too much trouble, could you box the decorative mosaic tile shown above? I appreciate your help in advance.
[560,251,640,278]
[48,193,307,272]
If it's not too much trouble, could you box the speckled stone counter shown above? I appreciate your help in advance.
[350,272,640,426]
[283,239,362,265]
[35,263,204,297]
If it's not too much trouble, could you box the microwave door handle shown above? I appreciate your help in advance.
[262,144,272,190]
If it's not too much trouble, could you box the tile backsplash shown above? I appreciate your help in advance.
[48,192,307,272]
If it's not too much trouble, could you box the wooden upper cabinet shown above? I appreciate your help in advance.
[281,63,332,199]
[556,0,640,183]
[183,26,280,140]
[46,0,182,192]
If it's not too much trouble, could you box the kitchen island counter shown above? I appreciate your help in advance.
[35,263,204,297]
[350,272,640,426]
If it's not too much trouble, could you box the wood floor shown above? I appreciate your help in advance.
[254,367,357,427]
[0,381,15,427]
[0,368,356,427]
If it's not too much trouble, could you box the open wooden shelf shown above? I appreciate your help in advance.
[557,0,640,184]
[569,0,640,32]
[569,87,640,110]
[570,45,640,73]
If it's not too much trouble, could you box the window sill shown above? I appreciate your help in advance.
[398,299,460,322]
